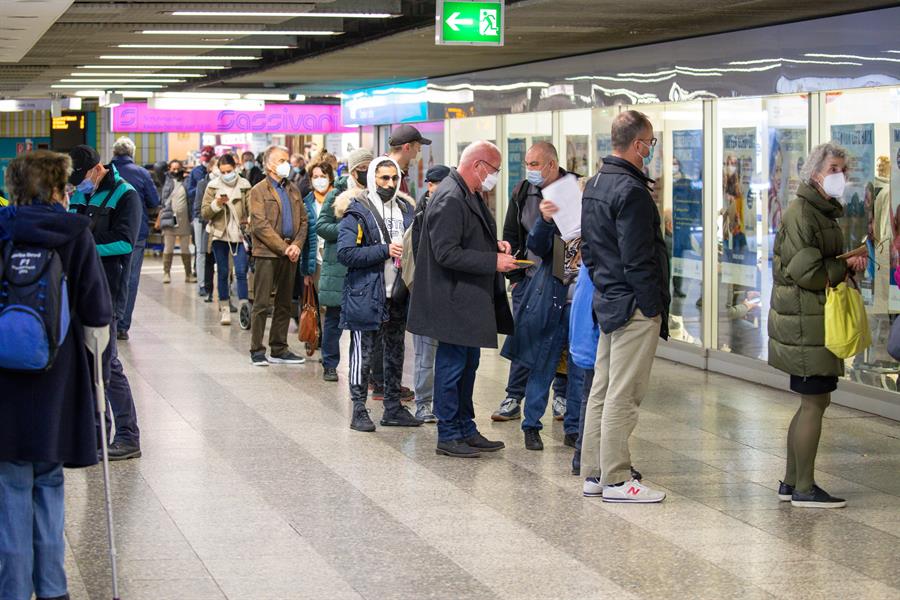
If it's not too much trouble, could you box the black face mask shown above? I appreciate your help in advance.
[354,171,367,186]
[376,186,395,203]
[169,170,183,180]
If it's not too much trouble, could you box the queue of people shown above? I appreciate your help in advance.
[0,114,875,599]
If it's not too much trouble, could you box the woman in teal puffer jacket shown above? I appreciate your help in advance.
[317,148,374,382]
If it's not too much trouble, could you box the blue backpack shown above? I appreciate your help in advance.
[0,242,71,371]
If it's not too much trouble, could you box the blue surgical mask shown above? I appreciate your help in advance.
[222,171,238,184]
[640,142,655,169]
[76,177,95,196]
[525,169,545,187]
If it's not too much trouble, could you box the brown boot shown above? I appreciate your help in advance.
[181,253,197,283]
[162,253,172,284]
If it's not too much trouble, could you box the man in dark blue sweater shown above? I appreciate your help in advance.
[111,136,159,340]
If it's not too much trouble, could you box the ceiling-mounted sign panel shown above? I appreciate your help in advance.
[436,0,504,46]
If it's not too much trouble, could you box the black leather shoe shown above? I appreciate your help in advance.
[524,428,543,451]
[436,440,481,458]
[116,329,129,341]
[381,406,422,427]
[571,451,581,476]
[778,480,794,501]
[323,367,338,382]
[106,441,141,461]
[462,432,505,452]
[564,432,578,448]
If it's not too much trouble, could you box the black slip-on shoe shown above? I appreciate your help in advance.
[791,485,846,509]
[778,480,795,502]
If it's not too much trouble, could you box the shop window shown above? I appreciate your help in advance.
[716,95,808,361]
[448,115,498,214]
[825,87,900,392]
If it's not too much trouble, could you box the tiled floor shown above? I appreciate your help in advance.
[63,260,900,600]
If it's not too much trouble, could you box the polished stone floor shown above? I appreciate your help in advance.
[61,259,900,600]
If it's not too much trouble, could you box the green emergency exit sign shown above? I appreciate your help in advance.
[436,0,504,46]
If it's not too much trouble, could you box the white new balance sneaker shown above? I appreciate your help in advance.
[601,479,666,503]
[583,477,604,497]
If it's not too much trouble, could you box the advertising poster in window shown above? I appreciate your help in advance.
[768,128,806,233]
[646,130,664,215]
[831,124,875,305]
[507,137,526,199]
[722,127,759,288]
[596,133,612,172]
[672,129,703,281]
[889,124,900,312]
[565,135,590,177]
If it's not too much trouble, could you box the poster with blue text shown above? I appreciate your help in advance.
[672,129,703,281]
[831,123,874,305]
[721,127,759,288]
[507,138,526,200]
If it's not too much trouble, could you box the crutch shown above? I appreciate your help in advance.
[85,325,120,600]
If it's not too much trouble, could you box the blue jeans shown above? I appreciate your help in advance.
[434,342,480,442]
[523,304,571,431]
[564,362,586,435]
[321,305,343,369]
[413,334,438,409]
[117,237,145,332]
[211,240,249,301]
[106,320,140,446]
[505,280,567,400]
[0,462,67,600]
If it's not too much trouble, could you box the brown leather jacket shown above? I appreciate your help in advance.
[249,176,308,258]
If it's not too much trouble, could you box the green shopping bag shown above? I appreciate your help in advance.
[825,279,872,359]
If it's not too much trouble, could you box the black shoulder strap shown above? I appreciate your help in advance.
[363,196,392,243]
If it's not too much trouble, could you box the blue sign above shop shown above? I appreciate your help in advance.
[341,80,428,126]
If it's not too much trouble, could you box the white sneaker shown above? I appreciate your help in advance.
[601,479,666,503]
[583,477,603,497]
[552,395,566,420]
[220,306,231,325]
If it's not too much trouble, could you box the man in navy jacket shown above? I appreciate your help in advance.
[579,111,670,503]
[111,136,159,339]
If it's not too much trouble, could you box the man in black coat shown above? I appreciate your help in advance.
[407,141,516,458]
[579,110,670,503]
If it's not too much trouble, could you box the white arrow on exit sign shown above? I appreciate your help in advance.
[445,11,474,31]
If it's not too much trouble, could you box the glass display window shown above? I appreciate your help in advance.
[502,112,553,222]
[447,115,498,213]
[825,86,900,392]
[714,95,808,361]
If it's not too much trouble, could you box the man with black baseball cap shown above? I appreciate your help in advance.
[69,144,144,461]
[388,124,431,196]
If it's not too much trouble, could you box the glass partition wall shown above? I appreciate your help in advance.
[441,86,900,404]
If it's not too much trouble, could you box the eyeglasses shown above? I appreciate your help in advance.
[376,175,400,183]
[478,160,501,173]
[640,137,658,147]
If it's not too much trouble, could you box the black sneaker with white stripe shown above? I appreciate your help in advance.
[791,484,846,509]
[268,350,306,365]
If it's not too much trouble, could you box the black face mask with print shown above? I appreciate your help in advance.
[376,186,395,203]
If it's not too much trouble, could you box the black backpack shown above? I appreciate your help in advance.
[0,241,71,371]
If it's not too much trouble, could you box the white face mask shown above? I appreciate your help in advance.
[275,161,291,179]
[821,172,846,199]
[481,170,499,192]
[312,177,330,193]
[725,164,737,176]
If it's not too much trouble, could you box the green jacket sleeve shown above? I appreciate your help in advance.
[317,190,340,243]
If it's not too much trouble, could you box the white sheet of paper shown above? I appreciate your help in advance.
[542,173,582,241]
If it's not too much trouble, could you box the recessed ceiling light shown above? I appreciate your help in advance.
[141,30,339,36]
[118,44,293,49]
[155,92,242,99]
[60,78,186,83]
[52,84,166,89]
[71,72,205,78]
[99,54,259,60]
[79,65,227,70]
[76,90,156,98]
[170,11,394,18]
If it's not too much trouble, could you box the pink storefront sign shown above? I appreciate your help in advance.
[111,102,356,134]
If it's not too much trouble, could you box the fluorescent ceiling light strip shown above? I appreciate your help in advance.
[171,11,392,18]
[52,84,165,89]
[71,72,205,78]
[141,30,339,36]
[99,55,259,60]
[79,65,226,69]
[155,91,241,99]
[60,79,185,83]
[805,52,900,63]
[728,57,863,66]
[76,90,155,98]
[118,44,292,49]
[243,93,292,100]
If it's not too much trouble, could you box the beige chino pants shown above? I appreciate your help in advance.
[581,309,661,485]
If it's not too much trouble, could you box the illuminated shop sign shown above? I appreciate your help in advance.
[111,103,355,133]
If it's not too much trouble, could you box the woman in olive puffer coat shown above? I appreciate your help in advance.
[768,141,868,509]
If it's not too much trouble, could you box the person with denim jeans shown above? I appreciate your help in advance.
[111,137,159,339]
[0,150,114,600]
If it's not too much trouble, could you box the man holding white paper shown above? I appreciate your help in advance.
[494,143,572,424]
